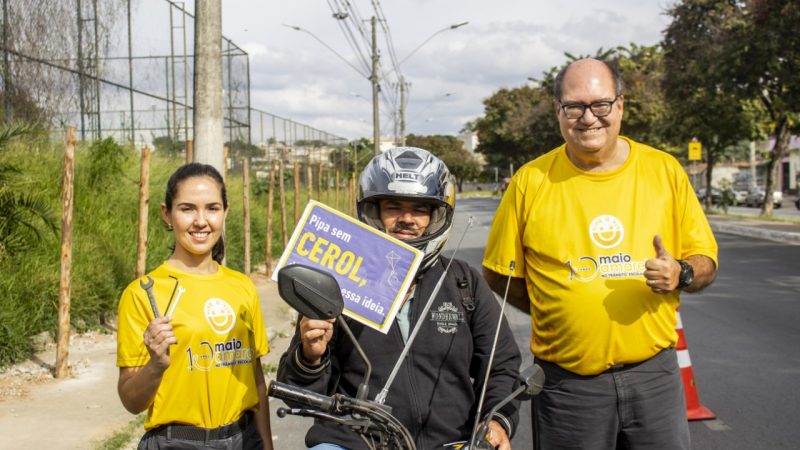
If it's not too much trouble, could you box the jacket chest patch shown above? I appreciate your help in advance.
[429,302,465,334]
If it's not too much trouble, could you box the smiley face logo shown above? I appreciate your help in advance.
[589,215,624,249]
[204,298,236,334]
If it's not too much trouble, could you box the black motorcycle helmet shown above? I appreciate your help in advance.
[357,147,455,271]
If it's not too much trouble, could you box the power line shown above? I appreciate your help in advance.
[371,0,402,79]
[327,0,371,74]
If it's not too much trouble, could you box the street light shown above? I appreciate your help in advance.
[282,24,367,77]
[285,19,382,155]
[396,22,469,70]
[407,92,456,131]
[285,19,468,153]
[392,22,467,145]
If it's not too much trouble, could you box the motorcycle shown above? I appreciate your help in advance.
[268,264,544,450]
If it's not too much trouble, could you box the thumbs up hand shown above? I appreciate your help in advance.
[644,235,681,294]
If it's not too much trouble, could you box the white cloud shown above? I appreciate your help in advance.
[215,0,671,139]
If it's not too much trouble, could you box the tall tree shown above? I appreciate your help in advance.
[405,134,483,192]
[725,0,800,215]
[662,0,764,210]
[471,82,561,176]
[472,45,678,177]
[614,44,674,152]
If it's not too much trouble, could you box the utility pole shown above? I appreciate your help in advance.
[399,76,406,146]
[370,16,380,155]
[3,0,11,122]
[126,0,134,143]
[193,0,224,171]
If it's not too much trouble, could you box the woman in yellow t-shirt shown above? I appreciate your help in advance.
[117,163,273,450]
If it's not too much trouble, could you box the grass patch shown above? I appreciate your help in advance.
[262,362,278,376]
[708,210,800,225]
[457,190,499,198]
[93,414,145,450]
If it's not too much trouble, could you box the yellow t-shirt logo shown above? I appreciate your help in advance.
[589,214,625,249]
[204,298,237,334]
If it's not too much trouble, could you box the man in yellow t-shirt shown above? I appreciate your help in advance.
[483,58,718,449]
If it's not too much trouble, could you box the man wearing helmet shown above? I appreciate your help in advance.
[278,147,522,449]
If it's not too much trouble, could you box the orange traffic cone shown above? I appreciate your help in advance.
[675,309,716,420]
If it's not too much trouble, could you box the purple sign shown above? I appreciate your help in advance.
[273,201,423,333]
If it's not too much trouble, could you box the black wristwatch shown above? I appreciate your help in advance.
[677,260,694,289]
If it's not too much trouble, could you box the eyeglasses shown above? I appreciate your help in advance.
[559,96,620,120]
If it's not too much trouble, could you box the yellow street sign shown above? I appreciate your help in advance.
[688,141,702,161]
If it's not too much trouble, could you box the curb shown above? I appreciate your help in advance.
[710,221,800,245]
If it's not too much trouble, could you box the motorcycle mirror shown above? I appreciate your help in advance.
[516,364,545,400]
[277,265,344,320]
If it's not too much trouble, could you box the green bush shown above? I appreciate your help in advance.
[0,131,352,367]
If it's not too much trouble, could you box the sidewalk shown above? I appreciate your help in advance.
[707,214,800,245]
[0,274,297,450]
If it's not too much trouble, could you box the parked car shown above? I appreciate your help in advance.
[696,187,734,206]
[744,187,782,208]
[795,197,800,210]
[733,189,748,206]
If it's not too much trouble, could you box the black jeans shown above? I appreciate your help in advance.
[533,348,690,450]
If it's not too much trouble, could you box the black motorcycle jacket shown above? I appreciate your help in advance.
[277,257,522,449]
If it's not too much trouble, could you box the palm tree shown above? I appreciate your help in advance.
[0,124,56,260]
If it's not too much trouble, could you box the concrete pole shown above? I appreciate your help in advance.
[371,16,380,155]
[2,0,11,122]
[127,0,135,143]
[193,0,224,172]
[400,76,406,146]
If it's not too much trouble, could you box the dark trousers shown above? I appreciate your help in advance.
[533,348,690,450]
[137,412,263,450]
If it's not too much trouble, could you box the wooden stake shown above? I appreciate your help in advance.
[279,159,288,246]
[307,164,314,202]
[317,163,323,202]
[135,146,151,278]
[242,158,251,275]
[293,161,300,224]
[335,170,340,210]
[186,139,194,163]
[223,145,229,182]
[351,172,357,216]
[55,127,77,379]
[325,168,331,206]
[265,160,275,276]
[345,174,350,215]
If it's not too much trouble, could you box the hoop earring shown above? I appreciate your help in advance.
[165,223,174,231]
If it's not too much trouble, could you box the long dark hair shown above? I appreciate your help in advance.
[164,163,228,263]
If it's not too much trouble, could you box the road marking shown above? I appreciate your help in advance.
[703,419,732,431]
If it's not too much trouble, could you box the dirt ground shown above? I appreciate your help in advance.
[0,275,297,450]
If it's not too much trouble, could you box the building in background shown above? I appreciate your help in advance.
[458,131,479,153]
[688,136,798,194]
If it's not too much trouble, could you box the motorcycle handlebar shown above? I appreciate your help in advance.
[270,381,417,450]
[268,380,335,413]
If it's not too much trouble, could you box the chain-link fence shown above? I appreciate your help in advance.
[0,0,347,152]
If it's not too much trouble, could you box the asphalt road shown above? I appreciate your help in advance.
[271,196,800,449]
[445,197,800,450]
